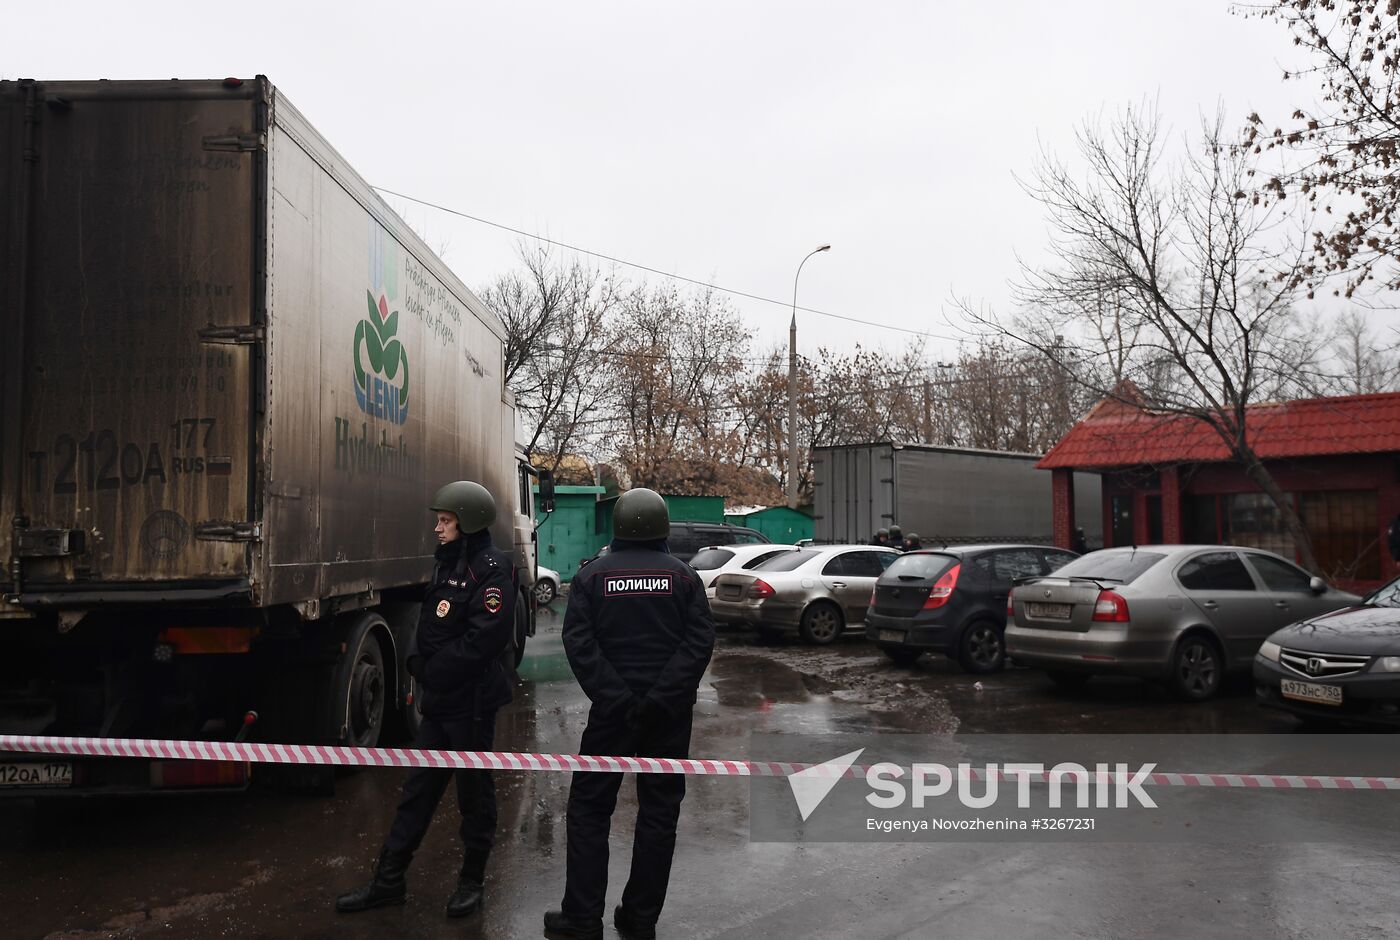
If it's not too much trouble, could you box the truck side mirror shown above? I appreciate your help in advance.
[538,469,556,513]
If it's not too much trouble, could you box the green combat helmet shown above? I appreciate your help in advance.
[614,488,670,541]
[889,524,903,539]
[876,528,890,539]
[430,480,497,534]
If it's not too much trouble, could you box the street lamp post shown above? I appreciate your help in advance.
[788,244,830,510]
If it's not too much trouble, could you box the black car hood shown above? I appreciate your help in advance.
[1269,605,1400,654]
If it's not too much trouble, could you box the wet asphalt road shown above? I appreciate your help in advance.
[3,609,1398,939]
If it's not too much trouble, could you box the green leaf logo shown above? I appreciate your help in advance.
[354,290,410,424]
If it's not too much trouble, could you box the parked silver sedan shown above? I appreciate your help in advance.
[1005,545,1360,700]
[710,544,902,644]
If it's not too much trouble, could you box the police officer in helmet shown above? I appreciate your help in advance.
[873,527,890,547]
[336,480,515,920]
[888,524,906,551]
[544,488,715,940]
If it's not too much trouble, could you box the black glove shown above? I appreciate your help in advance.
[625,696,668,736]
[406,654,426,680]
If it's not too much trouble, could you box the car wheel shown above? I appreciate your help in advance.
[1046,670,1092,689]
[798,602,845,645]
[1169,633,1223,701]
[958,620,1005,674]
[881,646,923,666]
[532,578,557,606]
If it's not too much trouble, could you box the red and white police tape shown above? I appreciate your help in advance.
[2,734,1400,791]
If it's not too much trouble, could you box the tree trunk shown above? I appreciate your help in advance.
[1236,446,1320,574]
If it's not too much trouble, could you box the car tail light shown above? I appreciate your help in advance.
[1092,590,1130,622]
[748,579,776,599]
[922,564,961,609]
[1006,596,1015,619]
[870,587,878,607]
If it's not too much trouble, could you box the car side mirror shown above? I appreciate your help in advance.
[1309,576,1327,594]
[537,469,556,513]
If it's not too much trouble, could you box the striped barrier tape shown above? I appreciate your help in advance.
[2,734,1400,790]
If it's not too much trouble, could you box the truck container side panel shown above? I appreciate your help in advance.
[814,443,1104,546]
[11,89,256,585]
[261,105,513,605]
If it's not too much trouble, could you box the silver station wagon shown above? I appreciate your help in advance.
[1005,545,1359,700]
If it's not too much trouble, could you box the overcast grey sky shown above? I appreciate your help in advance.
[6,1,1319,362]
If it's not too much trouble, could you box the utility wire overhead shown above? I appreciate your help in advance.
[374,185,971,344]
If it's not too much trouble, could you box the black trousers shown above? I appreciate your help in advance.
[561,703,694,924]
[383,709,498,879]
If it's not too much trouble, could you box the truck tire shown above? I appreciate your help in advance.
[513,592,530,668]
[334,612,391,749]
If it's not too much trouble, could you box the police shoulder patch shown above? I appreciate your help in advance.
[484,586,503,614]
[436,599,451,618]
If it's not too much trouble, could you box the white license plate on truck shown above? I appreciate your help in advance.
[1281,679,1343,706]
[0,762,73,788]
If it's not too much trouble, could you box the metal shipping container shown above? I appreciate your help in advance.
[811,442,1102,546]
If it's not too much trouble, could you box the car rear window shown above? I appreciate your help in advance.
[742,550,787,569]
[754,549,820,572]
[690,548,735,571]
[881,553,958,581]
[1050,550,1165,584]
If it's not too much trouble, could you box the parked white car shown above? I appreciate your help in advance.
[533,565,562,605]
[690,543,797,600]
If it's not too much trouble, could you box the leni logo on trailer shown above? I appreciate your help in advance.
[356,222,409,425]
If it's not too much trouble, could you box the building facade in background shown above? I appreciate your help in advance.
[1039,392,1400,590]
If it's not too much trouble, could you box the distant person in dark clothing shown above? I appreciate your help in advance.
[545,488,716,940]
[873,528,890,547]
[903,532,923,551]
[1072,527,1090,555]
[888,524,906,551]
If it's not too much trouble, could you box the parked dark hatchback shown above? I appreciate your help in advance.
[1254,575,1400,727]
[867,544,1078,673]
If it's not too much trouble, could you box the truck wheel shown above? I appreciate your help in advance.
[335,613,389,748]
[799,602,844,645]
[513,592,530,668]
[957,620,1005,674]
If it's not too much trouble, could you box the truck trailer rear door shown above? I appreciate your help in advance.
[1,80,263,598]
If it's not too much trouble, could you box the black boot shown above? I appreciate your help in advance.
[445,876,483,917]
[614,905,658,940]
[335,848,409,913]
[543,908,604,940]
[446,852,487,917]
